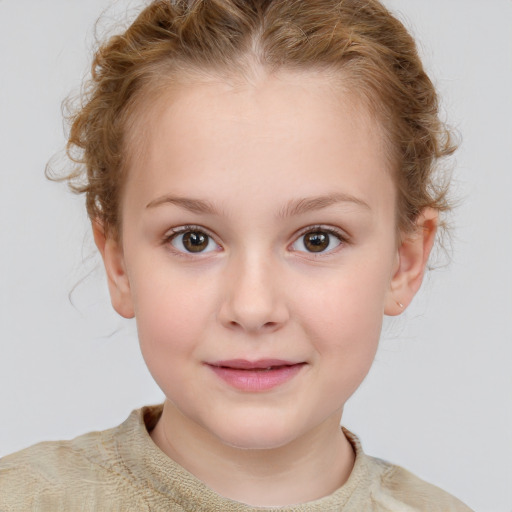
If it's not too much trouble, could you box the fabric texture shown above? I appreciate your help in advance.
[1,404,473,511]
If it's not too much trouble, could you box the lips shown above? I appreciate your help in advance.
[211,359,300,370]
[206,359,306,392]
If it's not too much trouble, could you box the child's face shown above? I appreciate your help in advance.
[106,72,404,449]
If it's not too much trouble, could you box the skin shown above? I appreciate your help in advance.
[94,70,437,506]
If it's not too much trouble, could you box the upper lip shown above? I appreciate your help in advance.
[208,359,303,370]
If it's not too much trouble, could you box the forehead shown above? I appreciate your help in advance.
[123,70,394,216]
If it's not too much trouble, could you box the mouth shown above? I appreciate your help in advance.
[211,359,302,370]
[206,359,306,392]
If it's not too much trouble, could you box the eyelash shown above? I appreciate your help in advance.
[290,225,348,256]
[163,225,221,257]
[163,224,348,256]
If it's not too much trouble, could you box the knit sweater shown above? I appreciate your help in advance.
[0,404,473,511]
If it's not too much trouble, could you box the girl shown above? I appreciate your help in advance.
[0,0,483,509]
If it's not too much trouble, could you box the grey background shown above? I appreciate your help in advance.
[1,1,511,510]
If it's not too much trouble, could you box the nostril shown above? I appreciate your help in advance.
[227,320,279,332]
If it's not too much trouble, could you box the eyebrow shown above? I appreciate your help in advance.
[277,193,371,218]
[146,195,218,215]
[145,192,371,217]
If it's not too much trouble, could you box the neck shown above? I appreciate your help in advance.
[150,400,355,507]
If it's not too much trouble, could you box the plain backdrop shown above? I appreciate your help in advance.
[0,1,511,511]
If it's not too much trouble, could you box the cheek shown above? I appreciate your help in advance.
[133,285,208,401]
[298,261,390,339]
[129,268,216,369]
[292,256,393,384]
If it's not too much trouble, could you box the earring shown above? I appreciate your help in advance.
[397,302,404,309]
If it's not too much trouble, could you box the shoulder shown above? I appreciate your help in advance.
[0,410,155,511]
[343,429,473,512]
[366,455,473,512]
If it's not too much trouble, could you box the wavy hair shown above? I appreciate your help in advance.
[57,0,456,240]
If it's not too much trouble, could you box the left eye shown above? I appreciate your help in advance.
[170,230,219,254]
[291,229,342,253]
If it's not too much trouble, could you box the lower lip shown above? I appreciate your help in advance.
[208,364,305,392]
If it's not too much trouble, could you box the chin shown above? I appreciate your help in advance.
[209,415,302,451]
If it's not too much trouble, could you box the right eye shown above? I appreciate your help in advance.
[169,229,219,254]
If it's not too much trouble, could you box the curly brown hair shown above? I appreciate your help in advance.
[58,0,456,240]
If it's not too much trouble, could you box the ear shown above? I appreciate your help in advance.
[92,220,135,319]
[385,208,438,316]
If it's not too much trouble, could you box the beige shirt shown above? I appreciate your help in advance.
[0,404,473,511]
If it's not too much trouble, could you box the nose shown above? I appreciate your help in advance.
[218,251,289,334]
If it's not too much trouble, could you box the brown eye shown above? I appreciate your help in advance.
[292,229,342,254]
[171,230,217,253]
[304,232,329,252]
[182,231,208,252]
